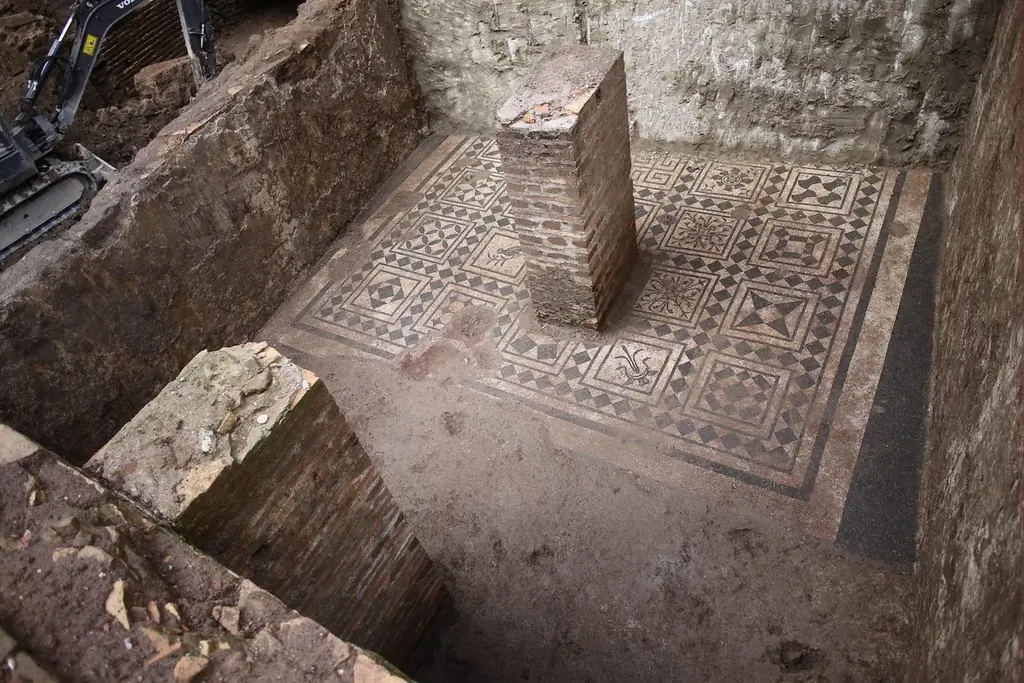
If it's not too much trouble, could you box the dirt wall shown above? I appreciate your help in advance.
[402,0,1002,165]
[0,0,424,464]
[910,0,1021,678]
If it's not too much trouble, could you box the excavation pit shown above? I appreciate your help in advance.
[0,0,305,269]
[0,0,1018,680]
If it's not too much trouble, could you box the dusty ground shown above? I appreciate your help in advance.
[258,333,912,682]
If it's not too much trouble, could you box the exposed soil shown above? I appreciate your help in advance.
[0,0,182,166]
[0,0,64,119]
[0,447,409,682]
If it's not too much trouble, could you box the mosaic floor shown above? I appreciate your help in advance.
[281,136,931,539]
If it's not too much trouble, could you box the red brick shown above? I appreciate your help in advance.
[496,47,638,329]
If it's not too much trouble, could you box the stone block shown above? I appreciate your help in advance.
[496,46,637,329]
[85,343,445,665]
[133,56,194,109]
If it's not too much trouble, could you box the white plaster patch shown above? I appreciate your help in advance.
[916,111,948,159]
[506,37,528,61]
[632,9,666,23]
[0,424,38,465]
[962,551,981,611]
[947,0,976,45]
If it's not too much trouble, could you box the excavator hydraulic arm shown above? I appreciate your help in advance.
[20,0,217,141]
[0,0,217,260]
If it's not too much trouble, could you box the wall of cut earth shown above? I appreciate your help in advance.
[0,0,424,464]
[910,0,1021,678]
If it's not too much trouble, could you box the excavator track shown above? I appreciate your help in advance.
[1,0,215,264]
[0,151,114,262]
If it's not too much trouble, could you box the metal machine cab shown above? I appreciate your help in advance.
[0,0,217,261]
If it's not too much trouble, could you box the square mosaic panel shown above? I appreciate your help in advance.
[318,263,431,325]
[393,213,476,265]
[631,153,690,191]
[684,351,791,439]
[692,161,772,202]
[661,208,744,259]
[634,266,718,326]
[439,167,506,212]
[582,336,685,405]
[778,167,862,215]
[414,283,508,335]
[463,228,526,285]
[720,280,820,351]
[500,320,577,375]
[750,220,843,277]
[296,136,899,498]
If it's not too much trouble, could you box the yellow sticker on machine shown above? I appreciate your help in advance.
[82,34,97,56]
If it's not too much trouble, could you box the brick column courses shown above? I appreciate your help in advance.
[497,47,638,329]
[85,343,445,666]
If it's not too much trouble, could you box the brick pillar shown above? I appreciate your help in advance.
[85,343,445,666]
[496,47,637,329]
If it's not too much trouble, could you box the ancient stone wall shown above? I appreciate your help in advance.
[402,0,1002,165]
[910,0,1021,678]
[0,0,424,464]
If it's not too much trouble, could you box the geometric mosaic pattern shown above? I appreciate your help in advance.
[720,281,819,351]
[750,220,843,277]
[661,208,744,258]
[295,137,896,499]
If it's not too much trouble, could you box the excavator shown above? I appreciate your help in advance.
[0,0,217,259]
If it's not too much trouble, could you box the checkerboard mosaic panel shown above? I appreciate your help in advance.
[296,137,895,497]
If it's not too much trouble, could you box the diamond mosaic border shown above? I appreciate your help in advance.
[293,135,906,501]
